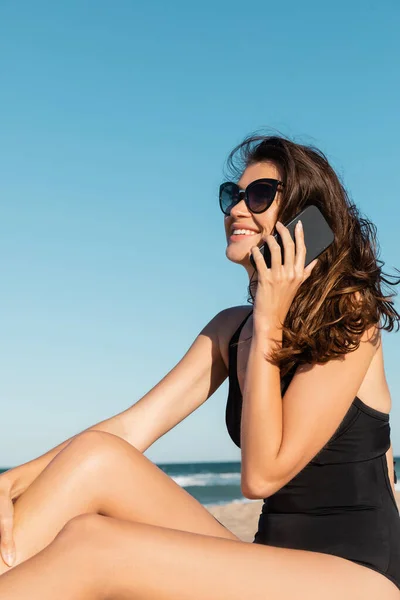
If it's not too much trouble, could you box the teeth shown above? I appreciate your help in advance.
[232,229,257,235]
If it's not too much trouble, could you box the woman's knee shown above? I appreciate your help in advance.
[52,514,112,593]
[63,430,130,472]
[57,513,108,546]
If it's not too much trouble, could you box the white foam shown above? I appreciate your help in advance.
[171,472,241,487]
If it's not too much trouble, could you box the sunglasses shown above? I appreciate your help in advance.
[219,178,285,216]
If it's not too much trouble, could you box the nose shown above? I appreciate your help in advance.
[229,199,250,218]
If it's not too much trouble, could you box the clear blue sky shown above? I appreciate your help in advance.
[1,0,399,466]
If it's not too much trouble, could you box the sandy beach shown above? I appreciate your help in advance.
[206,491,400,543]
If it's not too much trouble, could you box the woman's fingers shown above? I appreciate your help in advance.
[0,494,16,566]
[253,220,317,281]
[265,234,282,272]
[275,220,295,269]
[250,245,268,278]
[293,220,319,280]
[293,220,307,272]
[303,258,319,280]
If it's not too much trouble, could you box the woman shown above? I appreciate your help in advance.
[0,133,399,599]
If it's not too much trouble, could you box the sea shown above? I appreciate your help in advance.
[2,459,400,507]
[156,458,400,506]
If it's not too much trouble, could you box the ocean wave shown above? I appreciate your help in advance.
[171,472,241,487]
[173,472,400,492]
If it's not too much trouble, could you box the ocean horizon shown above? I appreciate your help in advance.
[2,458,400,507]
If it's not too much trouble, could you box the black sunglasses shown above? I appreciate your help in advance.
[219,178,285,216]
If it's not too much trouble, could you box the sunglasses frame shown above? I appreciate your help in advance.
[219,178,285,215]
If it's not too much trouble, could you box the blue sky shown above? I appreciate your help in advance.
[1,0,399,466]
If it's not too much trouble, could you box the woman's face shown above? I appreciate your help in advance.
[224,161,284,274]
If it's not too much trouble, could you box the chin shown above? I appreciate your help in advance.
[225,243,252,265]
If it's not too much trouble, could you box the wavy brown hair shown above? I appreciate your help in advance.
[225,132,400,378]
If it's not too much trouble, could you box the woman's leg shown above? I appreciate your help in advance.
[0,516,103,600]
[0,430,238,573]
[0,513,398,600]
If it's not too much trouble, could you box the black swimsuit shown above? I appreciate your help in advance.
[226,310,400,590]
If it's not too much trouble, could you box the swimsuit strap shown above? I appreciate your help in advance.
[228,309,253,351]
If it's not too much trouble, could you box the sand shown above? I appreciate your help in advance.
[206,491,400,543]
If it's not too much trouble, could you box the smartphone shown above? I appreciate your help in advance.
[249,204,334,270]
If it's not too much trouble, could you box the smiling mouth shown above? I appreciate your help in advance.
[229,229,260,241]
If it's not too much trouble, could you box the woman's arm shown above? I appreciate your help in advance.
[240,324,379,499]
[0,308,230,567]
[241,221,378,499]
[2,413,130,501]
[3,309,230,501]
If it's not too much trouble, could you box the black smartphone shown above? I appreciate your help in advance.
[249,204,334,270]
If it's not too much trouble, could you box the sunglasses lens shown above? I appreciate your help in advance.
[220,182,239,215]
[247,181,276,213]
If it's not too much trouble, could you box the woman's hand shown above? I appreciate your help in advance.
[0,474,16,566]
[250,220,318,332]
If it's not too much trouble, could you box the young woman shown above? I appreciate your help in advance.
[0,134,399,599]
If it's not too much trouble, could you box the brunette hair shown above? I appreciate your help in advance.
[225,131,400,377]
